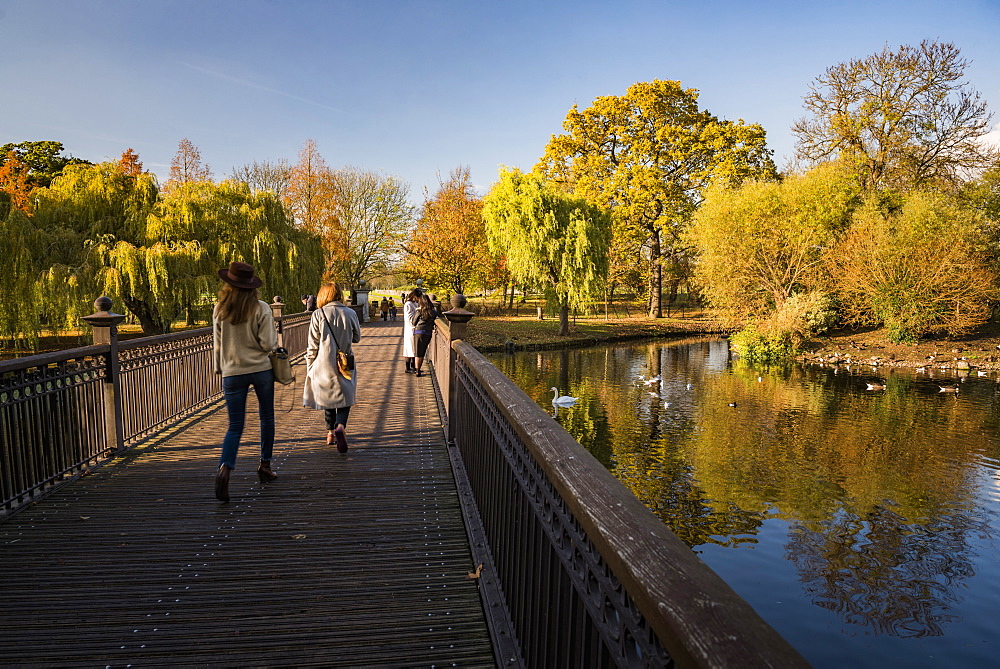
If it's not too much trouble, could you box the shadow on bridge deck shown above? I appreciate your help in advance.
[0,320,495,667]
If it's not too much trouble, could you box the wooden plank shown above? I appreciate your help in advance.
[0,321,494,668]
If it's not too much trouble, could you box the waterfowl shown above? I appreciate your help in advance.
[939,385,960,393]
[865,382,886,391]
[727,402,738,407]
[550,387,579,406]
[643,375,662,385]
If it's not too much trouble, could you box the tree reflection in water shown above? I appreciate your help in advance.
[490,338,1000,648]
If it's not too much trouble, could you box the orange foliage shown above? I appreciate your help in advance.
[119,148,143,176]
[0,151,33,212]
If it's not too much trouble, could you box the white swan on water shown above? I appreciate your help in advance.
[550,387,579,406]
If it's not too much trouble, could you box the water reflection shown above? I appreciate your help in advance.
[490,338,1000,664]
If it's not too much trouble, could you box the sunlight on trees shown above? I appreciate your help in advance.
[164,138,213,190]
[326,166,413,287]
[793,40,997,190]
[402,167,504,295]
[830,191,998,343]
[537,79,776,318]
[483,168,611,336]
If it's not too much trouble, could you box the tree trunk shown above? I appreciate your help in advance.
[558,301,570,336]
[122,296,170,335]
[648,231,663,318]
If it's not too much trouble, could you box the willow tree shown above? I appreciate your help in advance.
[0,209,43,348]
[537,79,776,317]
[29,161,323,335]
[31,161,161,331]
[146,180,325,323]
[482,168,611,336]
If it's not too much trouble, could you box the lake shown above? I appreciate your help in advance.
[488,338,1000,668]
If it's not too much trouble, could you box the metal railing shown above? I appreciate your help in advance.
[0,298,311,517]
[429,295,808,668]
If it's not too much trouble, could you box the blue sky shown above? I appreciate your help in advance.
[1,0,998,200]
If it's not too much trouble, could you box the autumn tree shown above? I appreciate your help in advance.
[402,166,501,295]
[0,141,89,188]
[537,79,776,318]
[482,168,612,336]
[164,138,213,190]
[689,162,859,325]
[793,40,997,190]
[230,159,291,199]
[0,151,33,215]
[830,191,998,343]
[119,148,142,176]
[285,140,337,236]
[326,167,413,286]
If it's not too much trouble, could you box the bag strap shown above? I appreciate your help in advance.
[318,305,350,355]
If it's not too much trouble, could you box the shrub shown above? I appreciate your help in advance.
[730,323,796,364]
[830,192,997,343]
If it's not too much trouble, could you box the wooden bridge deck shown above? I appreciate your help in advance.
[0,320,495,667]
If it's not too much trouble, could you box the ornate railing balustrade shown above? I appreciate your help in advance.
[0,298,310,517]
[429,296,807,668]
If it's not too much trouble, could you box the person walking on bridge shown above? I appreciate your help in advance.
[212,261,278,503]
[303,282,361,453]
[401,288,421,373]
[410,293,439,377]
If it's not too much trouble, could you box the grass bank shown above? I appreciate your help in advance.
[462,310,730,352]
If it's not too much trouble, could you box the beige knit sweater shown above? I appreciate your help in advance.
[212,300,277,377]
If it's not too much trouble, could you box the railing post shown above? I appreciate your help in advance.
[441,293,474,442]
[270,296,285,348]
[81,297,127,456]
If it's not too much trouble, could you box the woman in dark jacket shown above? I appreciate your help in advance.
[410,293,438,377]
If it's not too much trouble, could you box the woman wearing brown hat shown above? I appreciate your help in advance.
[212,261,279,502]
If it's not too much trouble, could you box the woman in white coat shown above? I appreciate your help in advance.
[303,282,361,453]
[401,288,422,373]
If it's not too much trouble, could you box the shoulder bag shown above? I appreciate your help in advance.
[319,306,355,380]
[269,346,294,385]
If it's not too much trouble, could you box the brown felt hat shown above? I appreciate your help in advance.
[218,261,263,289]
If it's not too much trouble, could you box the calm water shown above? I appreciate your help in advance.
[488,338,1000,668]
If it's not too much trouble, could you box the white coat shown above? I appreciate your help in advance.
[402,299,417,358]
[302,302,361,410]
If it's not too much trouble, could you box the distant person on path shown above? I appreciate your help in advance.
[301,294,317,312]
[212,261,278,503]
[380,297,389,321]
[388,297,397,321]
[410,293,439,378]
[303,282,361,453]
[402,288,422,373]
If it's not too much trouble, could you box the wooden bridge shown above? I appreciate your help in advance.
[0,299,809,668]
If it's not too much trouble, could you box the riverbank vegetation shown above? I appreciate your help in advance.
[2,40,998,363]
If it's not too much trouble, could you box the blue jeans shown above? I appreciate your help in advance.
[220,369,275,469]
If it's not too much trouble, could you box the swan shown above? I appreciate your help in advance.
[550,387,578,406]
[643,375,661,385]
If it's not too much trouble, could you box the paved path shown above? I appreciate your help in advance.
[0,320,495,667]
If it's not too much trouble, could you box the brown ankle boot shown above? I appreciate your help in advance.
[257,459,277,483]
[215,464,231,502]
